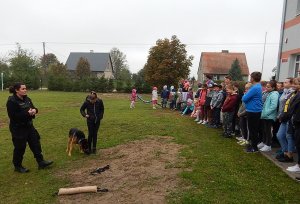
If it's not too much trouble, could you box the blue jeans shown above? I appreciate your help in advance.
[276,122,294,152]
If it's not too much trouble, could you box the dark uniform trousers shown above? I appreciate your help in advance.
[87,120,100,151]
[10,125,43,167]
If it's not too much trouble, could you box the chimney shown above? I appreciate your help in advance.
[90,50,94,53]
[221,50,229,53]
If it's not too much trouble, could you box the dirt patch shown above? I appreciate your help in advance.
[58,136,185,204]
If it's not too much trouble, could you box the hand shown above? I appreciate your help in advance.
[85,114,89,118]
[28,108,36,116]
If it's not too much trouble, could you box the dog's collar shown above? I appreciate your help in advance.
[78,138,84,144]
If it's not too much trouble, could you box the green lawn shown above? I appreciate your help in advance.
[0,91,299,204]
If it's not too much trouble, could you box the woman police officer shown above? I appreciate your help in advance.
[6,82,53,173]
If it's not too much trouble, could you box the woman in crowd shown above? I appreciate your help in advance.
[242,72,263,153]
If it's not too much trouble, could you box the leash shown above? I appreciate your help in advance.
[90,164,110,175]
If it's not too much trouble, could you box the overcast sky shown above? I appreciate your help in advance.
[0,0,284,80]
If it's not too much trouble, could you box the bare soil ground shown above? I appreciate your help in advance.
[58,136,185,204]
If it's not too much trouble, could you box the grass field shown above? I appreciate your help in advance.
[0,91,300,204]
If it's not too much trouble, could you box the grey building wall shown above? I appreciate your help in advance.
[278,0,300,81]
[285,0,300,21]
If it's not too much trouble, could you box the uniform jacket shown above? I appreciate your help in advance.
[80,97,104,123]
[6,94,38,128]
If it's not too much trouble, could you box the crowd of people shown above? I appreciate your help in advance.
[140,73,300,173]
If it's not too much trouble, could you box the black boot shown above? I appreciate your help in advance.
[92,148,96,154]
[15,166,29,173]
[38,160,53,169]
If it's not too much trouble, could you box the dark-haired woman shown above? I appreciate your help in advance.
[80,91,104,154]
[259,80,279,152]
[6,83,53,173]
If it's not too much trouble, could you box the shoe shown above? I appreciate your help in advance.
[286,164,300,172]
[92,148,96,154]
[257,142,265,149]
[38,160,53,169]
[202,121,207,124]
[15,166,29,173]
[153,107,156,109]
[197,121,202,124]
[194,118,199,122]
[224,133,232,138]
[236,136,244,141]
[239,140,249,146]
[276,152,285,159]
[198,120,203,123]
[287,164,299,170]
[277,155,294,163]
[260,145,271,152]
[237,139,245,144]
[245,146,259,153]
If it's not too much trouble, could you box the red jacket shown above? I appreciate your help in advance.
[222,93,238,112]
[199,89,207,106]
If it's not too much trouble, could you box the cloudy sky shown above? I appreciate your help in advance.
[0,0,283,80]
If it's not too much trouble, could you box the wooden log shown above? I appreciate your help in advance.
[58,186,97,195]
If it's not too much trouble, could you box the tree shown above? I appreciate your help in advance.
[76,57,91,79]
[40,53,59,88]
[228,58,243,81]
[47,63,69,91]
[110,48,131,80]
[9,44,40,89]
[40,53,59,69]
[143,35,193,89]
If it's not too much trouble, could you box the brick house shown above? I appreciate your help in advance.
[197,50,249,82]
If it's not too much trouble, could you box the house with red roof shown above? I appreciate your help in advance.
[197,50,249,82]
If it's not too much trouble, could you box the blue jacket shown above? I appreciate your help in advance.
[242,83,263,112]
[261,91,279,121]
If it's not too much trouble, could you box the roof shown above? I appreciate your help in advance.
[200,52,249,75]
[66,52,112,72]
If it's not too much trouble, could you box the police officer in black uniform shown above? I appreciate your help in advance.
[6,83,53,173]
[80,91,104,154]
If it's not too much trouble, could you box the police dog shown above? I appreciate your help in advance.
[66,128,89,156]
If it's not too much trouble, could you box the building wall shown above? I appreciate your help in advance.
[278,0,300,81]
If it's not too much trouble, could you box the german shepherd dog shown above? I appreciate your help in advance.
[66,128,89,156]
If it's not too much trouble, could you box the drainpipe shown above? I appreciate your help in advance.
[276,0,287,81]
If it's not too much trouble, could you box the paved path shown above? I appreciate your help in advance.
[260,147,300,182]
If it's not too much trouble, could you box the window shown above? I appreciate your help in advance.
[295,55,300,77]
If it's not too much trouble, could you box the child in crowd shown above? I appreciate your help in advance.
[221,84,238,137]
[161,85,169,108]
[209,84,224,128]
[152,87,158,109]
[192,98,200,119]
[277,78,297,162]
[176,88,183,111]
[169,85,176,109]
[130,88,137,109]
[181,99,194,115]
[187,87,194,101]
[197,84,208,124]
[258,80,279,152]
[237,83,252,146]
[203,83,214,124]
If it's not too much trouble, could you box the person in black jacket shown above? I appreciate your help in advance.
[6,83,53,173]
[80,91,104,154]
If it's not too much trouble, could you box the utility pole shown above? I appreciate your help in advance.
[1,72,3,91]
[261,32,267,75]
